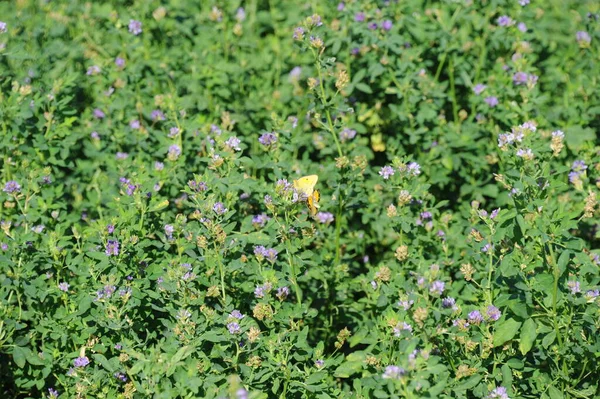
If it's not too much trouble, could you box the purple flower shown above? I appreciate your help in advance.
[105,240,120,256]
[339,128,356,142]
[236,8,246,22]
[407,162,421,176]
[572,160,587,173]
[168,144,181,160]
[236,388,248,399]
[430,280,445,296]
[468,310,484,324]
[490,208,500,219]
[368,22,378,30]
[288,115,297,127]
[379,165,395,179]
[355,12,365,22]
[227,322,241,334]
[48,388,59,398]
[58,282,70,292]
[276,286,290,300]
[528,74,539,85]
[473,84,487,95]
[213,202,227,215]
[114,343,122,350]
[188,180,208,192]
[351,47,360,55]
[397,299,414,310]
[164,224,174,239]
[155,161,164,171]
[264,195,273,206]
[116,152,128,160]
[0,22,7,33]
[315,359,325,368]
[130,119,140,129]
[567,280,581,294]
[307,14,323,27]
[516,148,534,159]
[93,108,105,119]
[86,65,101,76]
[252,213,270,228]
[293,27,304,40]
[487,386,510,399]
[585,289,599,301]
[225,136,242,151]
[576,31,591,45]
[168,127,180,138]
[3,181,21,194]
[264,248,278,262]
[254,283,269,298]
[393,322,413,336]
[482,243,493,253]
[258,132,278,146]
[497,16,513,27]
[552,130,564,139]
[115,57,125,68]
[230,310,245,320]
[151,109,165,121]
[486,305,502,321]
[382,365,406,379]
[513,72,528,85]
[568,171,581,184]
[519,0,529,5]
[73,356,90,368]
[289,66,302,82]
[420,211,432,220]
[177,309,191,319]
[254,246,278,262]
[316,212,334,224]
[210,124,222,135]
[442,297,456,309]
[1,243,7,251]
[485,96,499,107]
[382,20,393,31]
[128,19,142,35]
[114,372,128,382]
[517,22,527,33]
[337,3,345,11]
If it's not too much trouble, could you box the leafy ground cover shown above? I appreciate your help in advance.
[1,1,599,398]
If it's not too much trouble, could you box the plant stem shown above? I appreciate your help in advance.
[314,52,343,158]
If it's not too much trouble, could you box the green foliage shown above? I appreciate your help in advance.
[0,0,599,398]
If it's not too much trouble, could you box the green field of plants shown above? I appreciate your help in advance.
[1,1,599,398]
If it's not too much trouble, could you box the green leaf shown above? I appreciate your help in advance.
[333,361,363,378]
[493,318,522,347]
[129,360,146,375]
[25,349,44,366]
[13,346,26,368]
[548,385,564,399]
[171,346,193,364]
[519,318,538,355]
[556,250,570,275]
[355,83,373,94]
[92,354,114,372]
[455,374,482,391]
[542,331,556,349]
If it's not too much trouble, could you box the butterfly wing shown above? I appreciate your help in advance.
[293,175,318,197]
[307,189,320,216]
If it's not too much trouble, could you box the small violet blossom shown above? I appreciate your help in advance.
[379,165,395,180]
[128,19,142,35]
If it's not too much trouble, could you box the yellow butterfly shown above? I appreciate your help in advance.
[293,175,320,216]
